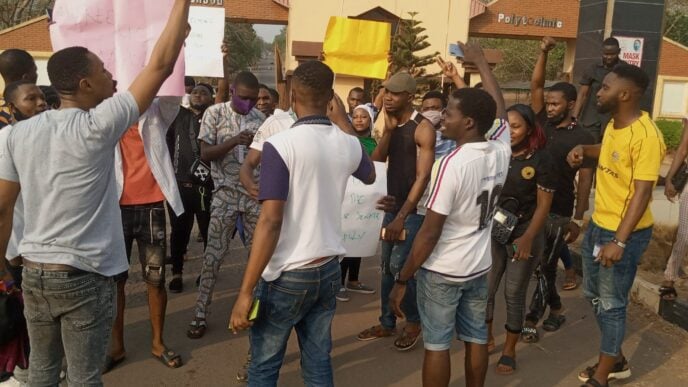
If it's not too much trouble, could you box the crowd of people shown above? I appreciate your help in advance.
[0,1,679,386]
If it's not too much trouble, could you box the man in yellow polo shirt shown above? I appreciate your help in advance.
[567,63,665,387]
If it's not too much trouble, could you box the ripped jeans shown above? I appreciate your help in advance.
[581,221,652,356]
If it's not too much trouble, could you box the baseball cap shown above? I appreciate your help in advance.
[383,72,416,94]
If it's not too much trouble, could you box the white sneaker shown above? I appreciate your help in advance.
[0,376,22,387]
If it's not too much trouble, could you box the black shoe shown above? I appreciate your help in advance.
[169,277,183,293]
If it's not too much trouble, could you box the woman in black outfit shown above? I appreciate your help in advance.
[486,104,555,375]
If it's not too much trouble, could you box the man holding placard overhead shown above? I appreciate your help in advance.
[0,0,191,385]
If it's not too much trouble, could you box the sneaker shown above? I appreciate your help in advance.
[0,376,22,387]
[346,282,375,294]
[335,287,350,302]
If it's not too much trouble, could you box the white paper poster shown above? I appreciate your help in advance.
[341,162,387,257]
[185,6,225,77]
[615,36,644,67]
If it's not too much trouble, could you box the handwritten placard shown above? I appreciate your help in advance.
[341,162,387,257]
[185,6,225,77]
[50,0,185,96]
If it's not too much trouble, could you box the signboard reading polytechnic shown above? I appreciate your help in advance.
[497,12,564,28]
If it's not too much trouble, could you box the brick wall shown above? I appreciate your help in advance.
[469,0,579,40]
[0,17,52,52]
[658,38,688,78]
[225,0,288,23]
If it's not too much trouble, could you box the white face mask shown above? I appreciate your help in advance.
[422,110,442,129]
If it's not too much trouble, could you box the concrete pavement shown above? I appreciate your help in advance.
[101,235,688,387]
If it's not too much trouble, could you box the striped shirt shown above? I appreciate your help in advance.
[421,119,511,281]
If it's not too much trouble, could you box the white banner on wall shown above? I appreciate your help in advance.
[341,162,387,258]
[615,36,644,67]
[185,6,225,77]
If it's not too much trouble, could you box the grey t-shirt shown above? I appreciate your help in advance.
[0,92,139,276]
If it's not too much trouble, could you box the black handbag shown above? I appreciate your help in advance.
[671,161,688,193]
[0,291,24,346]
[187,125,211,185]
[492,197,520,245]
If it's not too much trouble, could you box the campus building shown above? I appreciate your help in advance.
[0,0,682,118]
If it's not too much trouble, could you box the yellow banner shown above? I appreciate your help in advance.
[323,16,391,79]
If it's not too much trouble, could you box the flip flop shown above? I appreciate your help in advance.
[357,325,396,341]
[659,285,678,301]
[152,347,182,369]
[394,326,422,351]
[103,355,125,374]
[496,355,516,375]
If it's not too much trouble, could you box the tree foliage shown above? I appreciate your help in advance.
[389,12,439,87]
[474,37,566,83]
[224,22,263,75]
[0,0,52,30]
[273,26,286,57]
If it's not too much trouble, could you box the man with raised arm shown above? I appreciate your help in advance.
[390,42,511,387]
[0,1,191,385]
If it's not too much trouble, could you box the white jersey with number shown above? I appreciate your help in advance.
[421,119,511,281]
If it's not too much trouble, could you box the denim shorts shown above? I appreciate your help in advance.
[416,269,488,350]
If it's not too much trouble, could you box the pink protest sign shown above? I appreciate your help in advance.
[49,0,185,96]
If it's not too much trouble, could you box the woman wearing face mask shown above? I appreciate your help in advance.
[1,80,47,129]
[486,103,554,376]
[337,104,378,301]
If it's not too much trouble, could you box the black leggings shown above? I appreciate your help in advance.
[167,183,212,275]
[340,257,361,284]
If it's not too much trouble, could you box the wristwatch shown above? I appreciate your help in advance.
[394,272,407,285]
[571,218,584,228]
[611,237,627,249]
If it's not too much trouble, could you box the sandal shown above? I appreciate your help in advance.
[152,347,182,369]
[563,275,578,290]
[543,313,566,332]
[659,285,678,301]
[521,326,539,343]
[496,355,516,375]
[357,325,396,341]
[577,357,631,382]
[187,318,207,339]
[394,326,422,351]
[581,377,608,387]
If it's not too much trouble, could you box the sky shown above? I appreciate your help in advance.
[254,24,284,42]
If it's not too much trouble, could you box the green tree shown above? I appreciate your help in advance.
[224,22,263,75]
[474,38,566,83]
[0,0,52,30]
[273,26,286,57]
[389,12,439,90]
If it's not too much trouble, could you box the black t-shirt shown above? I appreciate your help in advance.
[499,149,556,225]
[537,110,596,217]
[166,107,211,186]
[579,60,626,128]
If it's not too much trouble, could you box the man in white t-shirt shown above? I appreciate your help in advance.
[229,61,375,386]
[390,43,511,387]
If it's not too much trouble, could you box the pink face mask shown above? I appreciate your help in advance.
[230,87,257,115]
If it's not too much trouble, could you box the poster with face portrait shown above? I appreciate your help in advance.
[615,36,644,67]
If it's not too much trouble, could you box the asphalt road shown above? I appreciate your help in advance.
[102,233,688,387]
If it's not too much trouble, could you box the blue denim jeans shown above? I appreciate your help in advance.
[581,222,652,356]
[21,266,115,387]
[379,212,424,329]
[249,259,340,387]
[417,269,488,350]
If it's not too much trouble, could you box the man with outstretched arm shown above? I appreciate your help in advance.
[389,42,511,387]
[567,64,665,387]
[0,1,191,385]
